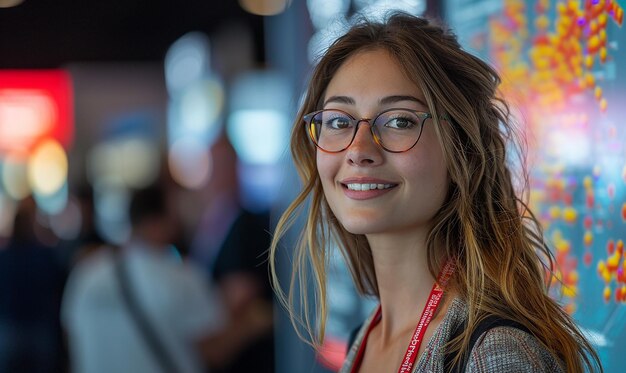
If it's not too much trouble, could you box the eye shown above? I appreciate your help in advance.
[383,116,416,129]
[324,114,352,129]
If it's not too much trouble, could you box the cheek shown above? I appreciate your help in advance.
[316,152,338,189]
[418,126,448,178]
[402,136,449,200]
[425,154,449,205]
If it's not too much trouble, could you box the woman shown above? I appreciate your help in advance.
[269,12,601,372]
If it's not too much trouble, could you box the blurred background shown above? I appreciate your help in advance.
[0,0,624,372]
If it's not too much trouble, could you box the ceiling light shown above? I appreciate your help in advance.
[239,0,291,16]
[0,0,25,9]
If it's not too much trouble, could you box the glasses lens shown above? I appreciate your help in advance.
[372,109,426,152]
[309,110,354,152]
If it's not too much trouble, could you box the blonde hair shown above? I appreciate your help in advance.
[269,12,601,372]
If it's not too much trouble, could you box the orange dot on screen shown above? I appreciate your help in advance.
[604,286,611,302]
[584,231,593,247]
[608,240,615,254]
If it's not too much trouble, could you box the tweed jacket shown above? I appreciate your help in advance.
[339,297,564,372]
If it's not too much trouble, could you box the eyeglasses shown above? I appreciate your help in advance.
[303,108,431,153]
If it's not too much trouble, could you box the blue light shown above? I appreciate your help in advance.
[354,0,426,20]
[307,0,350,29]
[34,180,68,215]
[227,109,289,165]
[164,32,211,97]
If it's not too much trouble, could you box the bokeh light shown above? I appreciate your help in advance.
[1,155,30,200]
[0,89,56,156]
[27,138,68,196]
[0,70,74,156]
[177,79,224,139]
[168,137,212,189]
[227,70,291,166]
[87,137,159,189]
[354,0,425,21]
[306,0,350,29]
[48,195,82,241]
[33,181,68,215]
[0,0,24,9]
[118,138,160,189]
[239,0,292,16]
[0,192,16,238]
[165,31,224,189]
[164,32,211,97]
[227,109,289,165]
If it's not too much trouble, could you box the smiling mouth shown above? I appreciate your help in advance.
[344,183,395,191]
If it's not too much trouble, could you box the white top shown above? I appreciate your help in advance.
[62,243,224,373]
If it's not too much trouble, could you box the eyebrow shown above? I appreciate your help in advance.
[323,95,355,106]
[323,95,427,107]
[380,95,426,107]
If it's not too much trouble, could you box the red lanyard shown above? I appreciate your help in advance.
[350,260,455,373]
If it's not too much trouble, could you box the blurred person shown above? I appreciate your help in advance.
[62,184,270,373]
[210,209,275,373]
[0,196,66,373]
[189,135,275,373]
[74,184,104,248]
[61,183,107,266]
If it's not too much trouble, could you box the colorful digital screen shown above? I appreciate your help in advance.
[0,70,73,158]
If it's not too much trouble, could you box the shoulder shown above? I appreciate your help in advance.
[61,249,116,321]
[65,249,114,289]
[467,325,564,373]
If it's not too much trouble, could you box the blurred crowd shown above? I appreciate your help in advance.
[0,134,275,373]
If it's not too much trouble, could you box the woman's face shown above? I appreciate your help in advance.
[316,49,449,238]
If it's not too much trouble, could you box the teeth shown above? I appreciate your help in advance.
[346,183,393,191]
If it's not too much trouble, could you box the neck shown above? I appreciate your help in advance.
[367,230,439,344]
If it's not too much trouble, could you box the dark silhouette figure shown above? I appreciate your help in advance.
[0,197,66,373]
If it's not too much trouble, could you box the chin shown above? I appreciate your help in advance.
[338,219,384,236]
[342,226,370,235]
[329,207,391,235]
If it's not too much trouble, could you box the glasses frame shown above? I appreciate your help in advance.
[303,108,433,153]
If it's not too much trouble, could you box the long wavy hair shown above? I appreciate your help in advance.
[269,12,601,372]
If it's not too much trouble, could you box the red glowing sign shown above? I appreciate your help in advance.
[0,70,73,157]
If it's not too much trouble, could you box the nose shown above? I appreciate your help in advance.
[346,121,383,166]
